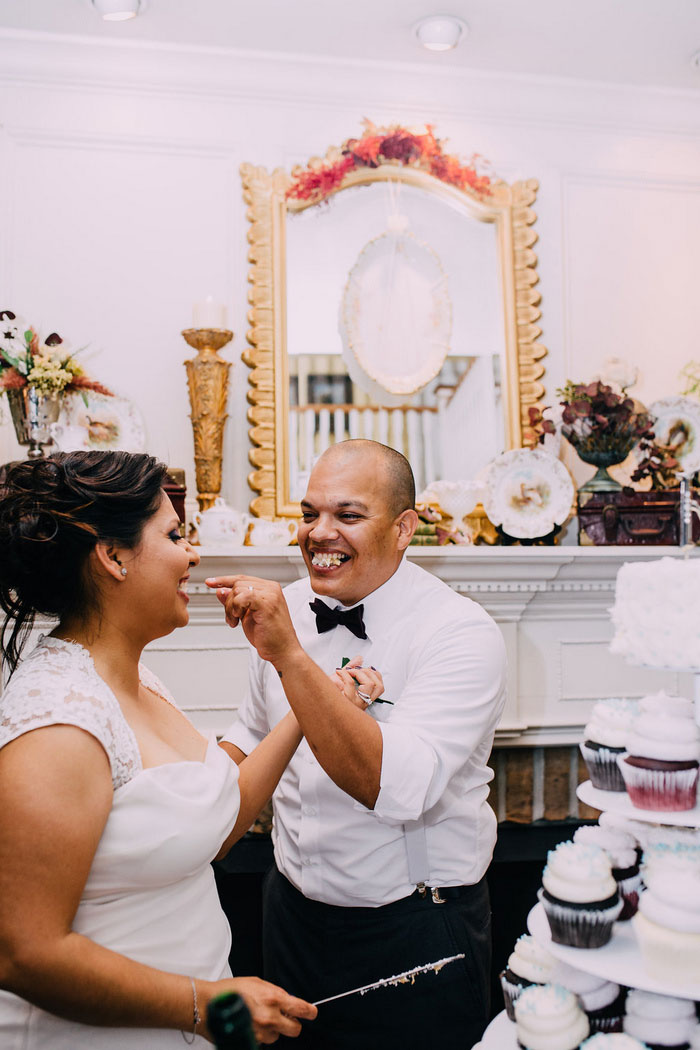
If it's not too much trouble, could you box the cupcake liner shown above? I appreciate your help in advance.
[645,1043,693,1050]
[586,1011,624,1034]
[615,869,642,921]
[579,741,627,792]
[585,987,627,1033]
[499,970,535,1022]
[538,888,622,948]
[617,755,699,812]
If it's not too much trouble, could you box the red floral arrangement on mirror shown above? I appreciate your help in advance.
[286,121,494,206]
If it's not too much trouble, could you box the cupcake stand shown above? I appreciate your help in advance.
[478,544,700,1049]
[477,783,700,1049]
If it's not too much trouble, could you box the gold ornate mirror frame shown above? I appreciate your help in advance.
[241,131,546,519]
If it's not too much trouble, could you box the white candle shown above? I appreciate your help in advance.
[192,296,226,329]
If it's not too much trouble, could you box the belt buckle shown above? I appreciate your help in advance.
[430,887,446,904]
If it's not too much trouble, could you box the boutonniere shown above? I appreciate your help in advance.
[341,657,394,705]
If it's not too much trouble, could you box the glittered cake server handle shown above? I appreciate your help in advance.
[312,954,465,1006]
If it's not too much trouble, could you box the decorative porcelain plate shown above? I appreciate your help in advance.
[648,395,700,476]
[482,448,574,539]
[340,230,452,405]
[59,392,146,452]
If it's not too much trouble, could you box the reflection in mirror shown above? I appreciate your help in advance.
[286,182,505,497]
[241,153,545,521]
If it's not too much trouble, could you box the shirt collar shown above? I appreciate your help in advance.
[308,556,410,641]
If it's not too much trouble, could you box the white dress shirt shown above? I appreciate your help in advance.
[223,557,507,908]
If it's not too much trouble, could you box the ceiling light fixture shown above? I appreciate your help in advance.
[91,0,143,21]
[414,15,467,52]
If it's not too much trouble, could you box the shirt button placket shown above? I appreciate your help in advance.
[298,757,322,896]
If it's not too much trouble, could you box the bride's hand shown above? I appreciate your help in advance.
[329,655,384,711]
[205,976,317,1043]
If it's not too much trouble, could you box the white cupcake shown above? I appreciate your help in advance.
[514,983,590,1050]
[644,825,700,850]
[634,850,700,985]
[499,933,556,1020]
[623,988,698,1048]
[538,842,622,949]
[580,699,638,791]
[639,691,694,719]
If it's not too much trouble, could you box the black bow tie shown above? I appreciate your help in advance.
[309,598,367,640]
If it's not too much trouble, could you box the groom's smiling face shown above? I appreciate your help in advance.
[298,450,404,607]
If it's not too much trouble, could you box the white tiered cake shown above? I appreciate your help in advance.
[609,556,700,670]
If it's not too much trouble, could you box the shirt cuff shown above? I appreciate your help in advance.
[221,719,263,756]
[373,722,438,823]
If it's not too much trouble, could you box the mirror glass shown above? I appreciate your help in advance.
[286,181,504,498]
[240,157,544,521]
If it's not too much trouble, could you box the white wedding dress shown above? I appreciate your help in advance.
[0,636,240,1048]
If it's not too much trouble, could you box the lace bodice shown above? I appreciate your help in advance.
[0,636,175,790]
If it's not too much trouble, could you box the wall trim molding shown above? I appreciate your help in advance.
[2,30,699,142]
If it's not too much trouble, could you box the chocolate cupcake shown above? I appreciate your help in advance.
[580,699,638,792]
[500,933,556,1020]
[538,841,622,948]
[574,826,642,921]
[551,959,625,1033]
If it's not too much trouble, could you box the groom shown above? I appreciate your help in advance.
[208,439,507,1049]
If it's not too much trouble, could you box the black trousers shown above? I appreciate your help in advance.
[262,866,491,1050]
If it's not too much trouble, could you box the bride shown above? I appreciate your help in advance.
[0,450,318,1047]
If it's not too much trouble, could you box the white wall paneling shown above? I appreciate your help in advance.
[1,30,699,509]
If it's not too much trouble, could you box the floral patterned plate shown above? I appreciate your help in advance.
[647,395,700,476]
[482,448,575,539]
[59,391,146,452]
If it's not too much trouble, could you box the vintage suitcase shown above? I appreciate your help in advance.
[578,488,700,545]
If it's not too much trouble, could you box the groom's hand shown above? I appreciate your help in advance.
[204,575,303,668]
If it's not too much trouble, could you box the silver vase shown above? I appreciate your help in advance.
[7,387,61,458]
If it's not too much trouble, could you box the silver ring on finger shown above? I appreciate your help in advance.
[356,690,371,702]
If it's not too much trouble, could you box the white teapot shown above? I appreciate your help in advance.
[194,498,246,547]
[50,422,91,452]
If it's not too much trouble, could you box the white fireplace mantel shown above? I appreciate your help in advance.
[140,545,696,746]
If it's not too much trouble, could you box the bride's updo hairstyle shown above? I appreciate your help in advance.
[0,450,169,674]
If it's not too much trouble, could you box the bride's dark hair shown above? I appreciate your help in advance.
[0,450,169,675]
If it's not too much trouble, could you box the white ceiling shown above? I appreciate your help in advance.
[1,0,700,91]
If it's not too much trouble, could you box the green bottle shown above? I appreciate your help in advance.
[207,992,258,1049]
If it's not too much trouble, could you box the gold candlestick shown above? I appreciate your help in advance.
[182,327,233,511]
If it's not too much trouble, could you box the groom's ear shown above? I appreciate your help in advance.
[395,509,419,551]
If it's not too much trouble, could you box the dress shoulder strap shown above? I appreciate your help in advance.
[0,637,141,790]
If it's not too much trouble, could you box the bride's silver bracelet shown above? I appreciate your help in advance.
[181,976,201,1045]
